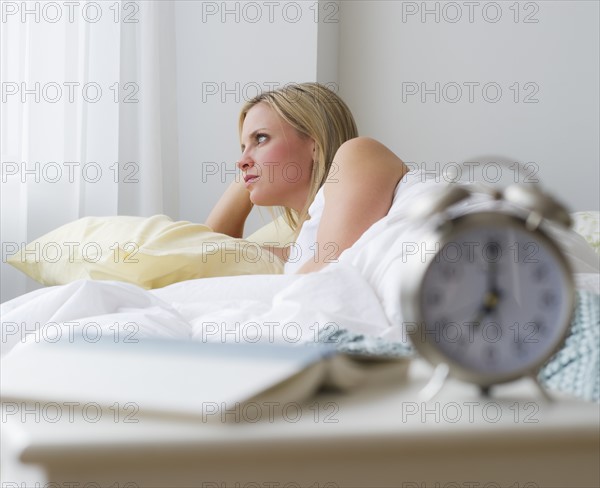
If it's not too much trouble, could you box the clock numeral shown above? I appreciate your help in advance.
[425,290,442,307]
[537,322,546,338]
[540,290,558,308]
[510,322,531,357]
[484,344,497,363]
[514,340,527,357]
[532,264,548,282]
[439,263,459,282]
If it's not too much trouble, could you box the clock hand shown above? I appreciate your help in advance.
[471,290,500,325]
[473,255,502,326]
[486,242,502,296]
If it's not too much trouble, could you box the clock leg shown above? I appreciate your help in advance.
[480,385,492,397]
[418,363,450,402]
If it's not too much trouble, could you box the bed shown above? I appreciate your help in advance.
[1,176,599,486]
[2,178,599,399]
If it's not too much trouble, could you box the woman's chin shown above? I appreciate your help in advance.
[249,187,291,208]
[248,191,267,207]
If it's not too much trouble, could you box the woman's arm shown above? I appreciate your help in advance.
[297,137,407,273]
[205,179,254,238]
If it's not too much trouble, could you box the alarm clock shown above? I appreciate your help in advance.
[401,181,575,399]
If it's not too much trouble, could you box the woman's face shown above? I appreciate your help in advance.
[238,102,315,211]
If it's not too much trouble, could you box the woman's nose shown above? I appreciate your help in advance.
[237,151,254,171]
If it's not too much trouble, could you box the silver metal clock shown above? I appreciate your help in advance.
[401,183,576,398]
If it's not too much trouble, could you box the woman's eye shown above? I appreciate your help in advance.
[256,134,267,144]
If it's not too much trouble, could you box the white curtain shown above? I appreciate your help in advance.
[1,0,179,303]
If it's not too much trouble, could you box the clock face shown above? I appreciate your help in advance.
[415,214,573,383]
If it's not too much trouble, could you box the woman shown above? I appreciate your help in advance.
[0,83,414,356]
[206,82,409,274]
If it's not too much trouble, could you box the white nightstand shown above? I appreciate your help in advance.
[2,359,598,488]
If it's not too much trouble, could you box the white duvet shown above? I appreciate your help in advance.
[2,176,599,358]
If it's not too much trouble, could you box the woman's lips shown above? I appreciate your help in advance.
[244,175,260,186]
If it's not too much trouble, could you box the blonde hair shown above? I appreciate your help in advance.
[238,82,358,232]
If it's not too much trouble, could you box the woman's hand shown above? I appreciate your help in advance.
[205,178,254,238]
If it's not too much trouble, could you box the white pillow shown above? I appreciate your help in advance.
[571,211,600,254]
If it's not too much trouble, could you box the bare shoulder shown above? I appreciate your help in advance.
[296,137,406,273]
[326,136,407,189]
[335,136,397,157]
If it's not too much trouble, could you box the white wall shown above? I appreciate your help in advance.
[175,0,338,233]
[338,0,599,211]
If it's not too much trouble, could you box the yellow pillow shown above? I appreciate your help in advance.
[246,215,295,247]
[7,215,286,289]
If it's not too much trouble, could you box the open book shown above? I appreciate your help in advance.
[0,337,410,421]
